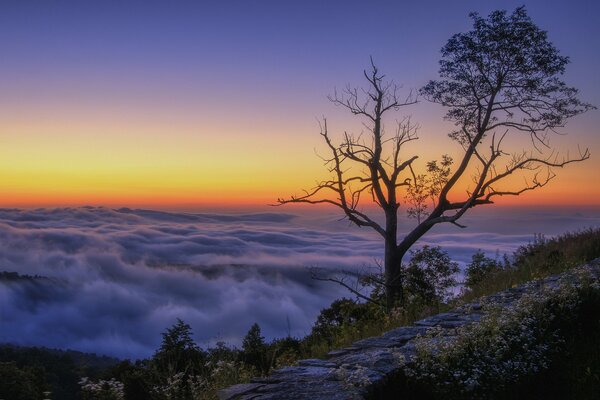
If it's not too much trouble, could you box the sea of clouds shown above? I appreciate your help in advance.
[0,206,598,359]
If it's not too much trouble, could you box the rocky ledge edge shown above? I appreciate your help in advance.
[219,260,600,400]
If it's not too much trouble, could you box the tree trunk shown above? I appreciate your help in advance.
[384,209,403,310]
[387,216,438,310]
[384,239,403,310]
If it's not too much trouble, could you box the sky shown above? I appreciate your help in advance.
[0,0,598,209]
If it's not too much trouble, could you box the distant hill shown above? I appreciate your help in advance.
[0,270,50,282]
[0,344,121,400]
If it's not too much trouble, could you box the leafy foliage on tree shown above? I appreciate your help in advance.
[106,360,152,400]
[309,298,381,347]
[0,362,46,400]
[404,246,459,304]
[268,337,302,370]
[405,155,454,224]
[464,250,506,289]
[151,319,206,399]
[0,345,107,400]
[153,318,205,375]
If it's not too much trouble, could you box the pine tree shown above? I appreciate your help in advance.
[153,319,204,375]
[241,323,268,374]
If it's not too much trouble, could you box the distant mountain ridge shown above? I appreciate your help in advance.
[0,270,50,282]
[0,344,121,400]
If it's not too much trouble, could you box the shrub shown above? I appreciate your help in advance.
[0,362,46,400]
[404,246,459,304]
[241,323,269,374]
[79,377,125,400]
[464,250,505,289]
[403,269,600,399]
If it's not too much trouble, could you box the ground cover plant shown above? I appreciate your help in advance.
[398,268,600,399]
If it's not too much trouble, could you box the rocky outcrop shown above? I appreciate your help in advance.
[219,261,600,400]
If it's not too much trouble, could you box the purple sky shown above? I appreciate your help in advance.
[2,1,598,104]
[1,1,598,207]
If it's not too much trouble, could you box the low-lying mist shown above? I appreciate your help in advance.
[0,206,597,359]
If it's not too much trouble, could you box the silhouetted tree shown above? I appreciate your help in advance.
[268,337,301,370]
[107,360,152,400]
[153,319,205,376]
[464,250,505,289]
[308,299,375,347]
[0,362,46,400]
[278,7,593,309]
[404,246,459,304]
[241,323,268,374]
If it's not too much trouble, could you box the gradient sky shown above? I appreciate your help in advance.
[0,0,598,209]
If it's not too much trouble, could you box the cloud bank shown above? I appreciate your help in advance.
[0,206,597,358]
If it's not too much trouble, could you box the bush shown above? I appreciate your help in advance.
[513,229,600,274]
[404,246,459,304]
[80,377,125,400]
[241,323,268,374]
[0,362,46,400]
[464,250,506,289]
[403,269,600,399]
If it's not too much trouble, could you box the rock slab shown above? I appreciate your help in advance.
[219,261,600,399]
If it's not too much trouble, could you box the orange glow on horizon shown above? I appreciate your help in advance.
[1,100,597,210]
[1,1,598,213]
[1,174,598,210]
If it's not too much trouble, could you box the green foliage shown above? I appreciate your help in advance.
[464,250,506,289]
[405,172,429,223]
[425,155,453,199]
[405,246,459,304]
[241,323,268,374]
[421,6,592,135]
[302,299,399,360]
[303,246,460,357]
[402,273,600,399]
[461,228,600,303]
[268,337,302,370]
[105,361,152,400]
[197,359,256,399]
[513,229,600,274]
[405,156,453,223]
[150,320,209,400]
[153,318,205,375]
[307,298,383,349]
[0,362,46,400]
[357,246,460,308]
[0,345,111,400]
[142,322,263,400]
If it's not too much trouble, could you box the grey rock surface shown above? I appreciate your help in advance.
[219,261,600,399]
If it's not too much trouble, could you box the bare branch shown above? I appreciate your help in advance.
[309,267,383,307]
[278,13,593,309]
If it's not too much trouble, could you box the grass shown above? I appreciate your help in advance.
[390,276,600,400]
[457,228,600,305]
[302,228,600,361]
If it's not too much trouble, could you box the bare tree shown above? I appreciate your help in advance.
[278,7,594,310]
